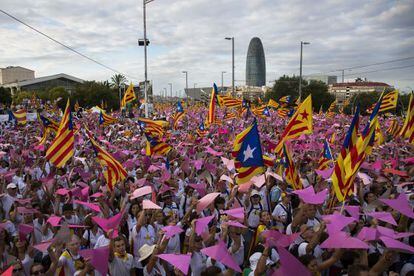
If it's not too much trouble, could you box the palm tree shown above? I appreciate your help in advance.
[110,74,127,90]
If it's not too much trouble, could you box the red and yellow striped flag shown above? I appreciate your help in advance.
[386,118,401,138]
[86,129,127,191]
[207,84,219,126]
[275,95,313,155]
[399,92,414,143]
[45,99,74,168]
[367,90,399,113]
[218,95,242,109]
[13,109,27,125]
[121,83,136,107]
[282,144,302,190]
[268,99,279,109]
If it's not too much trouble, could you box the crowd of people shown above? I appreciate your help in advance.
[0,100,413,276]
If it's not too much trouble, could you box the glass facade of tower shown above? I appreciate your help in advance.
[246,37,266,87]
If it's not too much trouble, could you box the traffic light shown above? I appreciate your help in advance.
[138,39,150,46]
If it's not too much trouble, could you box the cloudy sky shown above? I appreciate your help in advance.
[1,0,414,95]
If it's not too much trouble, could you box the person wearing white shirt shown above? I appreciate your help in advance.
[0,183,22,219]
[131,210,156,269]
[272,193,292,232]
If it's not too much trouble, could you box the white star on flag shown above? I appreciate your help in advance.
[243,144,256,162]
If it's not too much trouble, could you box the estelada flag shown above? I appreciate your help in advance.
[232,120,264,184]
[275,95,313,155]
[121,83,136,107]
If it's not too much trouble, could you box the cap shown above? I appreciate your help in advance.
[6,183,17,189]
[251,190,261,198]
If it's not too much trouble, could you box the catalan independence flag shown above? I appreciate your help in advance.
[99,111,117,127]
[196,120,209,137]
[86,129,127,191]
[38,114,60,145]
[275,95,313,155]
[121,83,136,108]
[399,92,414,144]
[138,117,166,137]
[279,95,291,107]
[268,99,279,109]
[218,95,242,109]
[232,120,264,184]
[207,83,219,125]
[326,100,336,118]
[172,101,185,130]
[366,90,399,113]
[12,109,27,125]
[145,134,172,156]
[252,105,267,118]
[45,99,74,168]
[331,105,360,202]
[317,139,334,171]
[281,144,302,190]
[386,118,402,137]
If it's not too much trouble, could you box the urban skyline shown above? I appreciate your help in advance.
[1,0,413,96]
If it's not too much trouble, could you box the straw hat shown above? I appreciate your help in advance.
[138,244,156,262]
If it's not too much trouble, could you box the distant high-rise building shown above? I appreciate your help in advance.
[246,37,266,87]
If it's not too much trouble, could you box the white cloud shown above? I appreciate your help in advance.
[0,0,413,94]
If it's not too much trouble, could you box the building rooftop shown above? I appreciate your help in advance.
[0,66,34,72]
[3,73,84,87]
[332,81,390,87]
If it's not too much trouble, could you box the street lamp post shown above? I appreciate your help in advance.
[225,37,234,96]
[182,71,188,104]
[142,0,155,117]
[221,71,226,93]
[299,41,310,102]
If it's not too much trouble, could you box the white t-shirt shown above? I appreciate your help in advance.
[298,242,324,259]
[83,228,103,249]
[272,203,291,230]
[131,224,156,267]
[190,251,207,276]
[109,254,134,275]
[94,235,110,248]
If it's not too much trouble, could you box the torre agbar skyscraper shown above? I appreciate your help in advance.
[246,37,266,87]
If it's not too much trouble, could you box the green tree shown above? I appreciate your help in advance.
[110,74,127,90]
[302,80,335,112]
[0,87,12,105]
[348,92,380,116]
[265,75,300,102]
[265,75,334,111]
[13,91,32,104]
[48,87,69,109]
[72,81,119,110]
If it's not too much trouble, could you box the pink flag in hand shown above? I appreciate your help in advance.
[17,207,39,214]
[33,239,55,253]
[221,157,235,171]
[357,227,379,241]
[366,212,397,226]
[225,221,247,229]
[73,200,101,213]
[273,246,311,276]
[90,192,104,198]
[157,253,191,275]
[148,165,160,173]
[92,211,124,232]
[189,183,206,197]
[237,181,253,193]
[196,192,220,213]
[131,186,152,200]
[265,171,283,182]
[142,199,162,210]
[135,178,147,187]
[1,265,13,276]
[322,213,356,234]
[357,172,372,185]
[195,215,214,235]
[18,224,34,241]
[380,236,414,254]
[315,167,334,179]
[262,230,300,248]
[376,226,414,239]
[56,188,69,196]
[47,216,62,227]
[201,240,241,272]
[193,159,203,170]
[162,225,184,239]
[293,186,328,205]
[251,174,266,188]
[223,207,245,220]
[343,206,361,220]
[380,193,414,219]
[205,146,223,156]
[320,231,369,249]
[79,246,110,276]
